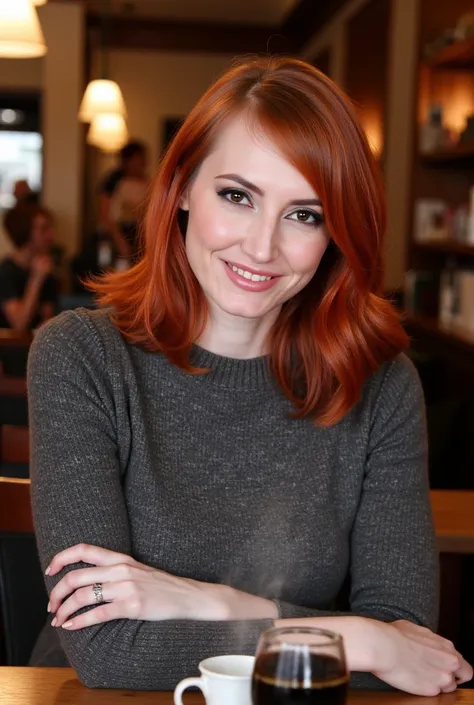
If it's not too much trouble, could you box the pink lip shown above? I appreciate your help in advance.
[222,260,281,293]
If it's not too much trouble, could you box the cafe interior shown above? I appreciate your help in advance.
[1,0,474,701]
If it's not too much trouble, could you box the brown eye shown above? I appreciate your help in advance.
[217,188,251,206]
[287,209,324,228]
[296,210,311,222]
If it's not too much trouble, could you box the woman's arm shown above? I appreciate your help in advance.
[28,312,273,690]
[2,257,53,331]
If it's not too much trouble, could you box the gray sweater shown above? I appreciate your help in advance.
[28,307,437,690]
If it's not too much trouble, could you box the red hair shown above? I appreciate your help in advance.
[89,56,408,425]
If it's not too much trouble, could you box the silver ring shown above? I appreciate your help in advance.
[92,583,104,604]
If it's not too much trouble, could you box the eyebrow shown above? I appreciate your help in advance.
[215,173,322,208]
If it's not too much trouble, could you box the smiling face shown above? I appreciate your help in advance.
[181,114,330,323]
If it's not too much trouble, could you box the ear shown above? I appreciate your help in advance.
[179,188,190,211]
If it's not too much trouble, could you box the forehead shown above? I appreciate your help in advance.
[200,115,316,197]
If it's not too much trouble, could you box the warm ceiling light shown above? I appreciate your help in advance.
[0,0,47,58]
[87,113,129,153]
[78,80,127,123]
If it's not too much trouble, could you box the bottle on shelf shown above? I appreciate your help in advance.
[439,257,457,324]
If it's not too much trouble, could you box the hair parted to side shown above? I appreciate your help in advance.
[89,55,408,426]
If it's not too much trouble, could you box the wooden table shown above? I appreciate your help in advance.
[431,491,474,554]
[0,668,473,705]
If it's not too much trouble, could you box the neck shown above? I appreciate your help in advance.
[197,303,280,359]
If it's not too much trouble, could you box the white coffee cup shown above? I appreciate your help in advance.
[173,654,255,705]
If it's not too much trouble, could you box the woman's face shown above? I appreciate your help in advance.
[181,115,330,322]
[30,213,54,254]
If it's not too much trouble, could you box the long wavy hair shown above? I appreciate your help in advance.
[89,56,408,426]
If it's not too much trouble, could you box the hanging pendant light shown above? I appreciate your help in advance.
[78,0,127,124]
[87,113,129,153]
[0,0,47,58]
[79,79,127,123]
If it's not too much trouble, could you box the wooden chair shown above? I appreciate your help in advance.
[1,425,29,465]
[0,426,29,478]
[0,477,33,533]
[0,477,47,665]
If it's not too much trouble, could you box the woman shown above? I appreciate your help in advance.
[28,57,472,694]
[98,140,149,262]
[0,203,57,331]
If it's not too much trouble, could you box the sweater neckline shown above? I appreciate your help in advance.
[188,344,274,391]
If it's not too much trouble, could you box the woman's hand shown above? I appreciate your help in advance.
[373,620,473,695]
[46,544,277,630]
[276,616,472,695]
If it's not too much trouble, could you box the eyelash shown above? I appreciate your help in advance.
[216,187,324,229]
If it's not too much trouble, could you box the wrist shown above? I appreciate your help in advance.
[273,616,380,673]
[217,585,279,621]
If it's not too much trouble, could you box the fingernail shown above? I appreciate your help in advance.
[62,621,73,629]
[51,617,57,627]
[47,601,51,612]
[45,565,51,575]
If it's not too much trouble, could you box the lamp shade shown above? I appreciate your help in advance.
[87,113,129,153]
[0,0,47,58]
[32,0,48,5]
[78,80,127,123]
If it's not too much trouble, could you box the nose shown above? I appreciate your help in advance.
[240,214,279,264]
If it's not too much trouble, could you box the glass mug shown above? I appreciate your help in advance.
[174,654,254,705]
[252,626,348,704]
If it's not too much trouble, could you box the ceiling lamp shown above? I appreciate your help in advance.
[78,79,127,123]
[87,113,129,153]
[0,0,47,58]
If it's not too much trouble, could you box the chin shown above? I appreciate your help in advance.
[215,297,276,320]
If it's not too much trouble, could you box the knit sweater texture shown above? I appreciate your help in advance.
[28,307,438,690]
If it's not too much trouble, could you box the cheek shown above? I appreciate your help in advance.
[285,235,329,275]
[186,197,242,252]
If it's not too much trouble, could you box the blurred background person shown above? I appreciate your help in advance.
[13,179,39,206]
[98,140,149,262]
[0,203,58,331]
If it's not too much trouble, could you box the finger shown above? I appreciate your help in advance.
[454,657,473,684]
[53,582,113,627]
[440,677,457,693]
[48,563,135,612]
[60,601,129,630]
[46,544,134,577]
[427,648,460,674]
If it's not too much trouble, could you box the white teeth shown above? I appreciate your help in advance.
[230,264,272,282]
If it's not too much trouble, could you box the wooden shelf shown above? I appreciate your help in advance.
[404,313,474,352]
[414,240,474,256]
[425,34,474,69]
[420,145,474,165]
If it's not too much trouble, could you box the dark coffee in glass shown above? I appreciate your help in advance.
[252,627,348,705]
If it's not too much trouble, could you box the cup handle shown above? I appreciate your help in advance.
[174,676,206,705]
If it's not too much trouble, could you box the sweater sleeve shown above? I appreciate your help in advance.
[274,355,438,688]
[28,312,272,690]
[277,355,437,626]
